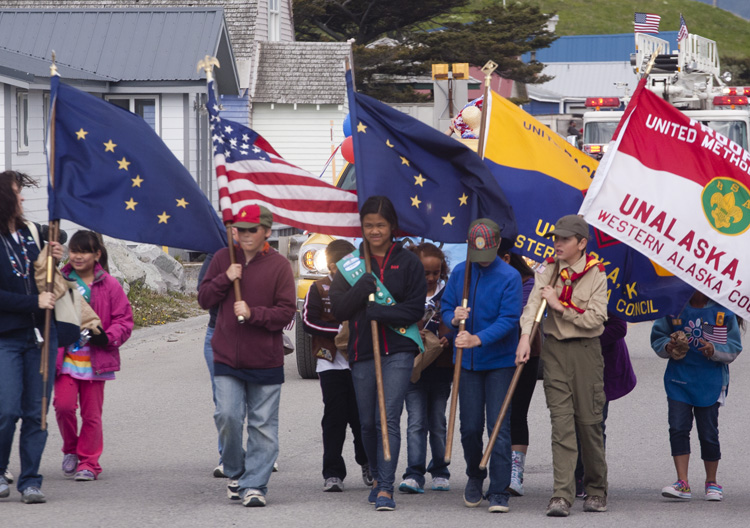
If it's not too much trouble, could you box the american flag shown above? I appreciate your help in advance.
[207,80,361,237]
[677,14,689,42]
[634,12,661,34]
[701,322,728,345]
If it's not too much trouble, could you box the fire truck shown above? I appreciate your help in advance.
[582,32,750,160]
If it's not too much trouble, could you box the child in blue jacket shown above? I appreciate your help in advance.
[651,290,742,502]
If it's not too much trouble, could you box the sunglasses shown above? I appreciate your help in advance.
[237,226,260,234]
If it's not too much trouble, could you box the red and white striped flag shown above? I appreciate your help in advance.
[580,78,750,319]
[207,80,361,237]
[701,322,728,344]
[677,14,689,42]
[634,12,661,34]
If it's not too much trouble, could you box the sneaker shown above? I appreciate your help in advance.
[272,461,279,472]
[398,478,424,494]
[508,451,525,496]
[375,495,396,511]
[662,480,691,500]
[431,477,450,491]
[213,464,226,478]
[324,477,344,492]
[0,475,9,498]
[21,487,46,504]
[463,478,484,507]
[62,454,78,477]
[546,497,571,517]
[3,469,13,484]
[242,488,266,507]
[227,480,241,500]
[361,464,374,487]
[583,494,607,512]
[705,482,723,501]
[74,470,95,482]
[368,486,378,505]
[488,494,510,513]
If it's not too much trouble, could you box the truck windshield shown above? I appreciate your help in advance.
[584,121,619,145]
[337,163,357,191]
[700,120,748,151]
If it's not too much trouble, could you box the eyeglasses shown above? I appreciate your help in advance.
[237,227,260,234]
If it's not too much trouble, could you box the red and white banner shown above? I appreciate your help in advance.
[580,78,750,318]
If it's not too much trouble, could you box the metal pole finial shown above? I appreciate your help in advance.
[50,50,59,77]
[197,56,221,82]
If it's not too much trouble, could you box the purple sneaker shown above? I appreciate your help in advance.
[62,454,78,477]
[74,470,95,482]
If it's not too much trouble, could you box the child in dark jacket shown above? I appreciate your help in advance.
[302,239,370,492]
[54,231,133,481]
[329,196,426,512]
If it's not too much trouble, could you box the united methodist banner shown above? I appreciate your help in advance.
[483,89,694,322]
[580,78,750,318]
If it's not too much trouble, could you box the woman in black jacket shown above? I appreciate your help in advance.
[330,196,426,511]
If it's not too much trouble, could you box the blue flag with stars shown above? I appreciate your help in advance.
[346,71,516,244]
[48,76,227,253]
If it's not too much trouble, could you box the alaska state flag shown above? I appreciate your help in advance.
[483,90,693,322]
[346,71,516,244]
[581,78,750,316]
[48,76,227,253]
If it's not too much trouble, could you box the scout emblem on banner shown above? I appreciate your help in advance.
[580,78,750,318]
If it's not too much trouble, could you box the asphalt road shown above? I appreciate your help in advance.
[4,314,750,527]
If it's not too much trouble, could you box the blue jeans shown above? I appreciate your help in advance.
[351,351,414,495]
[214,376,281,495]
[459,367,514,498]
[402,366,452,486]
[0,329,58,492]
[668,398,721,460]
[203,326,223,462]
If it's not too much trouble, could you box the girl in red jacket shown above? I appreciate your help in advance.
[54,231,133,481]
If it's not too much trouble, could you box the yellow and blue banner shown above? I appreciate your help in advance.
[483,90,693,322]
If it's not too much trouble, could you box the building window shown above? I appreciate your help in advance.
[106,96,160,134]
[17,91,29,152]
[268,0,280,41]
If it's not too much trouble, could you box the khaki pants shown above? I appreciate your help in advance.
[542,336,608,504]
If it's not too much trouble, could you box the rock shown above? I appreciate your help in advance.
[104,238,187,294]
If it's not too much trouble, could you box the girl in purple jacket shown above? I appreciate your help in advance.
[53,231,133,481]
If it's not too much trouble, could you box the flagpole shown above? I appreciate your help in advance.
[444,60,498,464]
[198,56,245,324]
[40,53,62,430]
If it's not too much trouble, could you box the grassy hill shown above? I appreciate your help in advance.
[457,0,750,58]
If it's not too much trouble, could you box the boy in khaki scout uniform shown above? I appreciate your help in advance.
[516,215,608,517]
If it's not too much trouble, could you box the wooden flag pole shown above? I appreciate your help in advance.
[479,261,558,469]
[198,56,244,324]
[40,53,62,430]
[362,238,391,461]
[444,248,471,464]
[445,60,497,464]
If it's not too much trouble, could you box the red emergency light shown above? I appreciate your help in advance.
[713,95,749,107]
[723,87,748,96]
[585,97,620,109]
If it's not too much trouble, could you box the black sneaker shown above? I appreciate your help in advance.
[463,478,484,507]
[361,464,374,487]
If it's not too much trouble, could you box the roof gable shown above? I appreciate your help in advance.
[251,41,351,105]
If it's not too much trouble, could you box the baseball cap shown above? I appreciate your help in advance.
[544,214,590,239]
[468,218,501,263]
[233,204,273,229]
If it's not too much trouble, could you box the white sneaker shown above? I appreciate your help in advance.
[3,469,13,484]
[508,451,525,496]
[705,482,723,501]
[431,477,450,491]
[213,464,225,478]
[398,478,424,494]
[324,477,344,492]
[272,461,279,472]
[242,488,266,507]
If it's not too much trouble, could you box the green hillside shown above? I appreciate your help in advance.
[461,0,750,58]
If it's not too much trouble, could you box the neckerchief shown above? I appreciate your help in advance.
[337,248,424,352]
[557,254,602,314]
